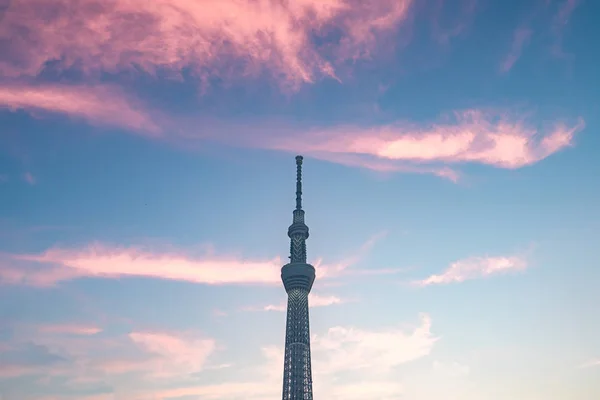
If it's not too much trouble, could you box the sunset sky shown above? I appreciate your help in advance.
[1,0,599,399]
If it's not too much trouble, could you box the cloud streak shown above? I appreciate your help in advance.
[1,234,384,287]
[8,243,283,286]
[414,254,529,286]
[0,84,160,133]
[500,28,532,73]
[38,324,102,336]
[0,83,583,181]
[259,110,584,179]
[0,0,413,89]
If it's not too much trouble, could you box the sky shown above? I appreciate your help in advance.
[0,0,599,399]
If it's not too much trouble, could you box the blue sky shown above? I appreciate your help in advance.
[0,0,599,399]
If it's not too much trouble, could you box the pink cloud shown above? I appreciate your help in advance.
[414,254,529,286]
[0,84,160,133]
[131,314,436,400]
[11,243,283,286]
[133,382,277,400]
[500,28,532,73]
[127,331,216,377]
[2,313,437,399]
[0,0,413,89]
[553,0,580,32]
[39,324,102,336]
[551,0,581,59]
[0,87,582,182]
[212,309,228,317]
[260,110,584,179]
[312,313,437,374]
[3,324,219,384]
[429,0,478,45]
[0,364,41,378]
[2,233,387,287]
[36,396,116,400]
[23,171,36,185]
[0,256,86,287]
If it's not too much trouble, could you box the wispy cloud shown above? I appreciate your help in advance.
[579,359,600,369]
[501,0,582,67]
[259,110,584,180]
[429,0,478,45]
[432,360,470,377]
[315,231,393,278]
[38,324,102,336]
[414,254,529,286]
[127,331,216,378]
[500,28,533,73]
[551,0,581,58]
[0,0,413,89]
[22,171,36,185]
[0,84,160,133]
[312,313,438,376]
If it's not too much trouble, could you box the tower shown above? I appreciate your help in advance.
[281,155,315,400]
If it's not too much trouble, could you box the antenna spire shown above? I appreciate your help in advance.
[288,155,309,263]
[295,155,303,211]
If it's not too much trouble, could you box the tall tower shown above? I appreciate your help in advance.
[281,155,315,400]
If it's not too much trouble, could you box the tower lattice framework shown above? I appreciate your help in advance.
[281,155,315,400]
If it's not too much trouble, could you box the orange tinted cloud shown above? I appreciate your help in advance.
[263,110,584,178]
[0,84,160,133]
[0,0,413,88]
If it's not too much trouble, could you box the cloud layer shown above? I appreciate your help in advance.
[0,83,583,180]
[0,0,413,88]
[1,313,437,399]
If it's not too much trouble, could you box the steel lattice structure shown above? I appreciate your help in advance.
[281,155,315,400]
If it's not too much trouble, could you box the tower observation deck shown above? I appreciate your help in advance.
[281,155,315,400]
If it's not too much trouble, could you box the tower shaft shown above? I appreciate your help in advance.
[282,288,313,400]
[281,156,315,400]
